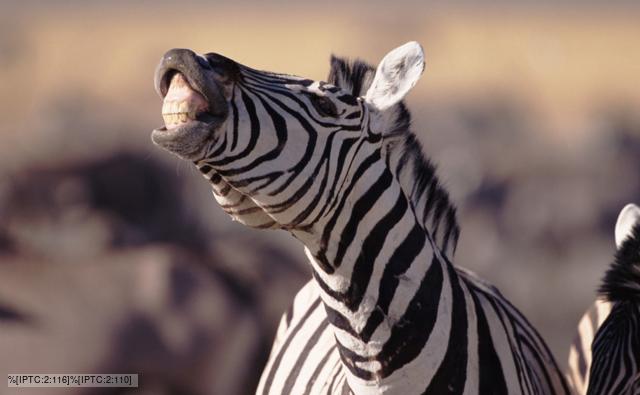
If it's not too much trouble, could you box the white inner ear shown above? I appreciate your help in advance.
[364,41,425,111]
[615,203,640,248]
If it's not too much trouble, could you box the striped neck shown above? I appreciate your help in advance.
[292,143,455,388]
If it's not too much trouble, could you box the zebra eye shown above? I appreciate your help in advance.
[310,95,338,118]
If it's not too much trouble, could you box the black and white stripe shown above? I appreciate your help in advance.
[568,204,640,395]
[567,299,612,394]
[157,43,569,394]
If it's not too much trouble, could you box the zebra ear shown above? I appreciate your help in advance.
[364,41,425,111]
[615,203,640,248]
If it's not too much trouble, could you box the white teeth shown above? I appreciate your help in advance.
[161,99,200,127]
[161,71,209,128]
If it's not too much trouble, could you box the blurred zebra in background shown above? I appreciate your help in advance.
[566,299,612,394]
[567,203,640,395]
[151,42,570,394]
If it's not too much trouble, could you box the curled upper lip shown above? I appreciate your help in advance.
[154,57,204,99]
[154,48,228,119]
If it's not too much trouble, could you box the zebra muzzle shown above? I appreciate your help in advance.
[151,48,230,160]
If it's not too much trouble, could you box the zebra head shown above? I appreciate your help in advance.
[600,203,640,301]
[152,42,425,231]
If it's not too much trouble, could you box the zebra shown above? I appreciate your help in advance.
[567,203,640,395]
[151,41,570,394]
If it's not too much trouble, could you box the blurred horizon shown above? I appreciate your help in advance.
[3,2,639,144]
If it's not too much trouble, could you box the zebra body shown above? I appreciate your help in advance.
[260,268,566,395]
[151,42,569,394]
[567,298,612,394]
[567,204,640,395]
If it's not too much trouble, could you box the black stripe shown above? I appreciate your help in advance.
[343,194,407,311]
[332,169,392,269]
[588,303,640,395]
[211,178,232,197]
[210,172,222,184]
[314,149,380,273]
[205,124,228,160]
[423,264,468,394]
[460,277,529,393]
[314,193,409,317]
[230,87,240,151]
[488,284,569,394]
[345,110,361,119]
[360,224,426,341]
[227,171,283,191]
[323,304,357,338]
[240,66,313,86]
[246,83,360,130]
[216,92,288,177]
[340,379,352,395]
[244,88,318,197]
[198,164,213,175]
[483,290,529,392]
[281,319,330,393]
[337,94,358,105]
[519,334,555,394]
[336,253,444,379]
[206,88,260,167]
[261,298,322,394]
[324,137,368,216]
[470,292,508,395]
[309,136,358,225]
[325,363,343,394]
[303,345,337,395]
[278,132,342,227]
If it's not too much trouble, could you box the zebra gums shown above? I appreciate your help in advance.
[151,42,569,394]
[567,204,640,395]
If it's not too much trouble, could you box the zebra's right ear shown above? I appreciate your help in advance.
[615,203,640,248]
[364,41,425,111]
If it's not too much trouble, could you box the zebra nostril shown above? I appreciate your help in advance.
[196,56,211,70]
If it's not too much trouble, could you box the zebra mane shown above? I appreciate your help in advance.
[328,56,460,257]
[599,221,640,303]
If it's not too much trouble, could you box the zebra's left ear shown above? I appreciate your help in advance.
[615,203,640,248]
[364,41,425,111]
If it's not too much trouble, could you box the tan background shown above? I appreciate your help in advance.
[1,2,639,393]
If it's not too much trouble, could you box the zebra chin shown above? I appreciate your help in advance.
[151,119,222,160]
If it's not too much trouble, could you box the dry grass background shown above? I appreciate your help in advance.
[3,3,640,137]
[1,2,639,393]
